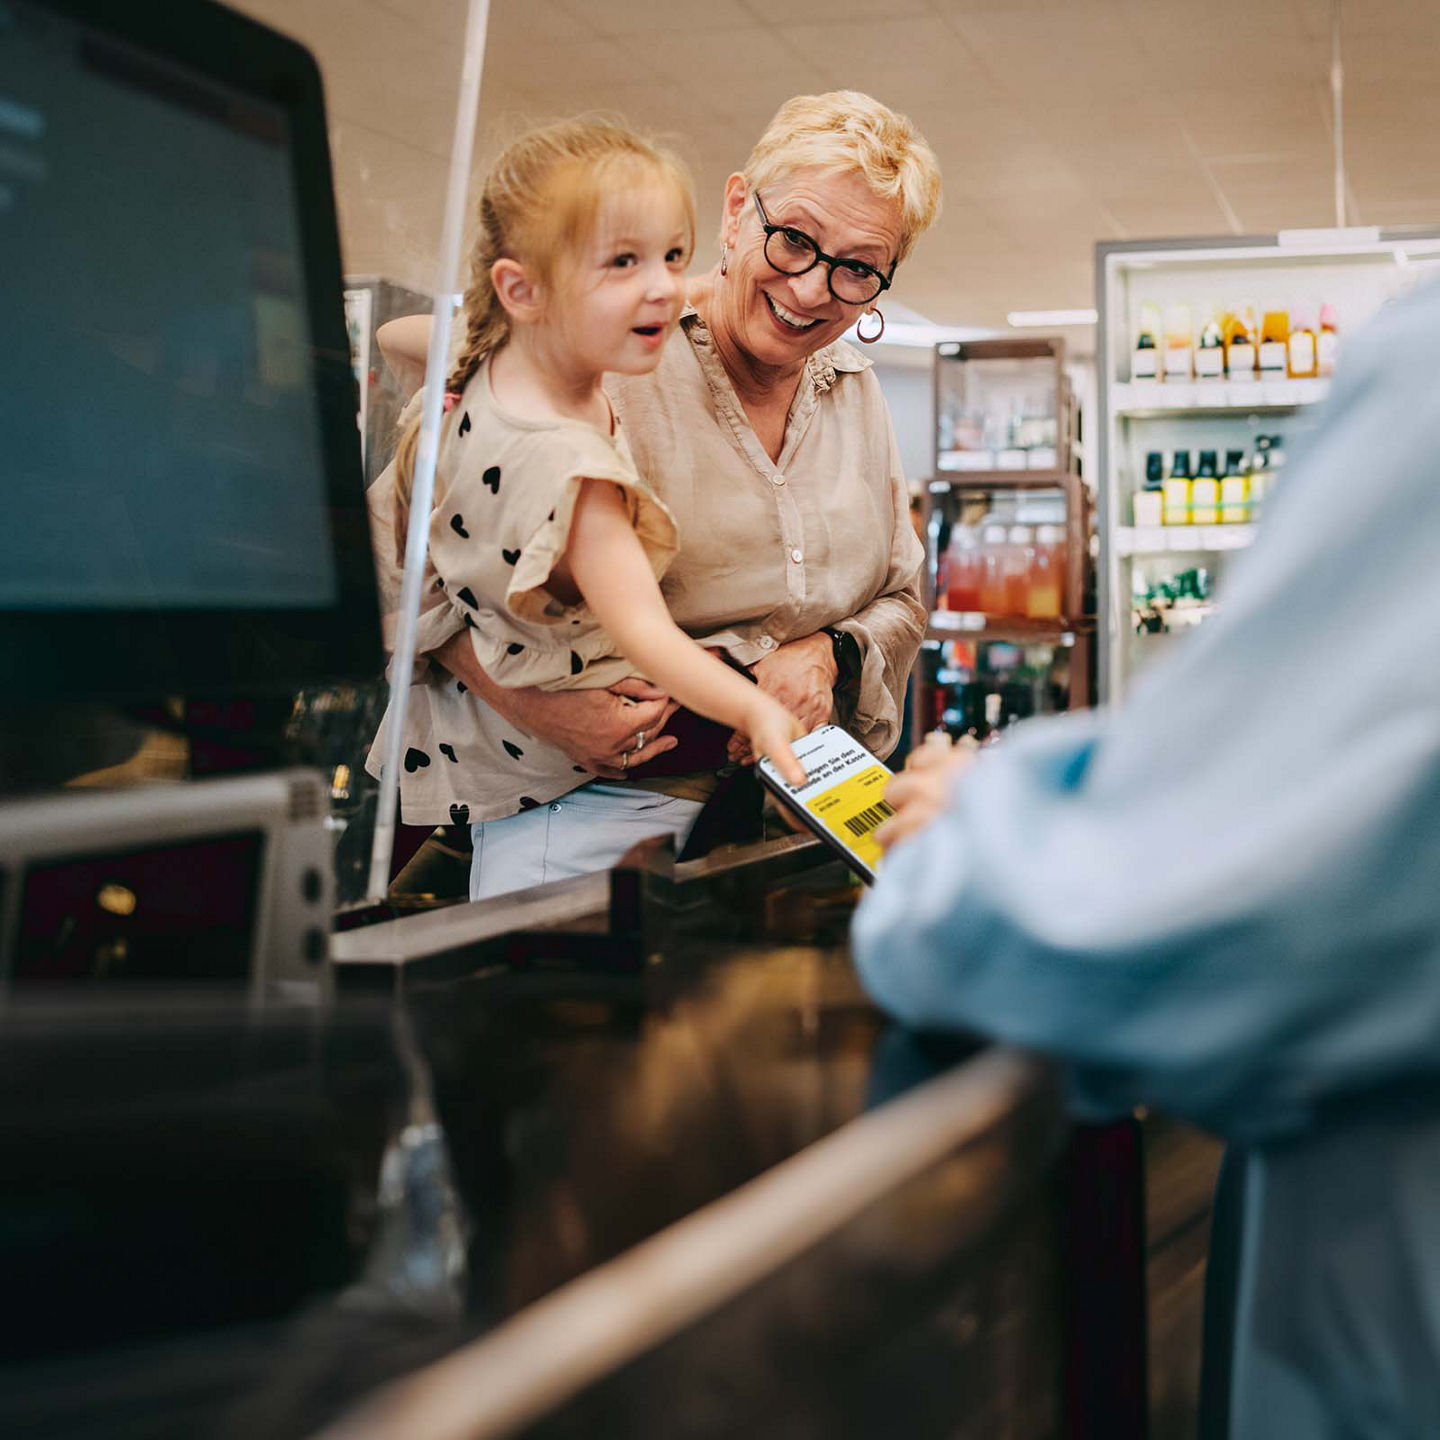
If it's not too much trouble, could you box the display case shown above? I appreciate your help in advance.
[915,338,1095,743]
[1096,227,1440,702]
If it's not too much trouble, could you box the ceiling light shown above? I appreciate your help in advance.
[1007,308,1098,328]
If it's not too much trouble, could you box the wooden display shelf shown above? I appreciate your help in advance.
[927,611,1094,645]
[933,464,1072,490]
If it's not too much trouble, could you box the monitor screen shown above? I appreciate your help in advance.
[0,1,379,698]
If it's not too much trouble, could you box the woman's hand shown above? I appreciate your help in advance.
[741,692,808,787]
[514,679,681,779]
[873,740,976,852]
[727,631,837,763]
[431,632,678,778]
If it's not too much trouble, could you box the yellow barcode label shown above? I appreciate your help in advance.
[806,764,893,873]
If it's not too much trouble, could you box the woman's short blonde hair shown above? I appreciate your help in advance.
[743,91,942,264]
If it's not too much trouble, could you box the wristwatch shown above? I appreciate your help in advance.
[822,626,861,692]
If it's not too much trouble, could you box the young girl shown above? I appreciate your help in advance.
[369,118,806,882]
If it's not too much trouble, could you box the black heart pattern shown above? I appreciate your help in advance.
[502,547,520,566]
[456,586,479,609]
[456,680,468,694]
[502,740,524,760]
[458,412,471,436]
[570,651,583,675]
[404,747,430,773]
[548,509,556,522]
[506,642,525,655]
[463,612,475,628]
[483,466,501,494]
[518,796,540,811]
[449,803,469,826]
[439,743,457,762]
[450,513,468,539]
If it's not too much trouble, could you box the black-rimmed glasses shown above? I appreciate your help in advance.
[752,191,895,305]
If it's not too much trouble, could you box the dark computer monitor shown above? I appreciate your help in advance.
[0,0,381,700]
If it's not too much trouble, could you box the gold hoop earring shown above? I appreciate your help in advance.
[856,309,885,344]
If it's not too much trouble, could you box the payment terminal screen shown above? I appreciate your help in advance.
[0,3,339,611]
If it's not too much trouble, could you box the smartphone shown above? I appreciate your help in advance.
[756,724,895,884]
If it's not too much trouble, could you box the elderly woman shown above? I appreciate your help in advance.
[375,91,942,898]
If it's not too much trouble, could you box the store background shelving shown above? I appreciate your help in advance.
[914,337,1095,744]
[1096,229,1440,703]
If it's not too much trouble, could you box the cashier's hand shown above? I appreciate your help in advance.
[727,632,837,764]
[873,742,977,853]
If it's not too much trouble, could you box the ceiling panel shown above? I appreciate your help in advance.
[226,0,1437,335]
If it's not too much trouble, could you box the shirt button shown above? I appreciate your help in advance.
[790,548,804,563]
[550,802,562,813]
[771,472,786,486]
[759,636,775,650]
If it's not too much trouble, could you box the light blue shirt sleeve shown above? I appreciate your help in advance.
[853,277,1440,1144]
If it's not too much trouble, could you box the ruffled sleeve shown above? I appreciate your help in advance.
[503,426,678,625]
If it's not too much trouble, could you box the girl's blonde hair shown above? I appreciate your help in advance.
[393,117,695,558]
[743,91,942,265]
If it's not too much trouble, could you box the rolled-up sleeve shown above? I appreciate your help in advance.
[836,419,925,759]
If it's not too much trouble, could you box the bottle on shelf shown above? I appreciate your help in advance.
[979,691,1004,746]
[1258,309,1289,377]
[1163,449,1192,526]
[945,522,983,612]
[1163,302,1194,382]
[1224,304,1257,380]
[1287,305,1318,379]
[927,485,950,605]
[978,523,1011,614]
[1192,449,1219,524]
[1220,448,1250,524]
[1133,301,1161,380]
[1134,451,1164,526]
[1317,303,1340,377]
[1248,434,1273,518]
[1027,525,1064,619]
[1003,525,1035,616]
[1195,305,1225,380]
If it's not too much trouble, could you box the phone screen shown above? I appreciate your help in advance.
[756,724,894,884]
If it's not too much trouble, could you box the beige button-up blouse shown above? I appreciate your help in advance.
[369,306,925,826]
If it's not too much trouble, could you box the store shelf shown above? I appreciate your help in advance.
[932,466,1072,490]
[938,448,1061,473]
[927,612,1092,645]
[1116,524,1256,557]
[1113,377,1329,418]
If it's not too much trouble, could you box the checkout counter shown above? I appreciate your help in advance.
[1,830,1083,1440]
[0,3,1171,1436]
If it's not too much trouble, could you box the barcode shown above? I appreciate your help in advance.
[842,801,894,837]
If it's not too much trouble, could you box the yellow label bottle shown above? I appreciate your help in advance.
[1219,450,1250,524]
[1163,450,1192,526]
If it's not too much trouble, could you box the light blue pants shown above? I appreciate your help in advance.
[469,783,703,901]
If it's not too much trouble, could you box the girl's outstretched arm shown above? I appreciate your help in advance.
[563,481,807,785]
